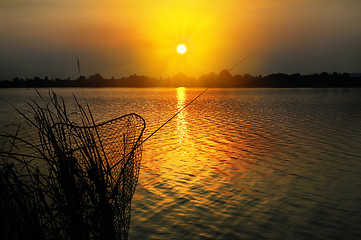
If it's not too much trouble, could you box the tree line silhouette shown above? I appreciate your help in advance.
[1,71,361,88]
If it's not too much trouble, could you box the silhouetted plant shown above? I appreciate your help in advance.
[0,91,145,240]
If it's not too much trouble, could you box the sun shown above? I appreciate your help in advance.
[177,44,187,54]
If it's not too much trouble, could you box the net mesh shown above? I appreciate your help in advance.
[0,91,146,240]
[51,113,146,239]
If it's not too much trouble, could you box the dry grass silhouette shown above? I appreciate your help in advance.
[0,91,145,240]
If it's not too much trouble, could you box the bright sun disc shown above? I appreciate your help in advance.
[177,44,187,54]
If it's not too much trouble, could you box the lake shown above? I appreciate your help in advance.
[1,88,361,239]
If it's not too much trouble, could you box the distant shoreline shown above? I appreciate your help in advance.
[1,71,361,88]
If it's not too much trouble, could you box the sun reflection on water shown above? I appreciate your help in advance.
[176,87,188,145]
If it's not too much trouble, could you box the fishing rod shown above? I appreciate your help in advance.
[110,87,208,171]
[111,53,252,170]
[229,53,252,73]
[138,53,252,144]
[140,87,209,146]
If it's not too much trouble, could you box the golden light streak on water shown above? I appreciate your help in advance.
[176,87,188,145]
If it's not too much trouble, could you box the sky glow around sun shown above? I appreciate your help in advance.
[0,0,360,79]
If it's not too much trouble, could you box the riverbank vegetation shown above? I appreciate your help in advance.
[1,71,361,88]
[0,91,145,239]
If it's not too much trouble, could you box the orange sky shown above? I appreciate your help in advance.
[0,0,360,79]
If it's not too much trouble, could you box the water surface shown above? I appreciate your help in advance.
[1,88,361,239]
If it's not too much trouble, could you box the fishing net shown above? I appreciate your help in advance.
[50,113,146,240]
[0,91,146,240]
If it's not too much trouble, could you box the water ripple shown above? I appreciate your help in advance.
[2,88,361,239]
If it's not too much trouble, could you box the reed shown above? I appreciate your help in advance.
[0,91,145,240]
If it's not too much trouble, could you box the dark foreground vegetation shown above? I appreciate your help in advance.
[1,71,361,88]
[0,91,145,239]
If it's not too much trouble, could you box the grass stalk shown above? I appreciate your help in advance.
[0,90,145,240]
